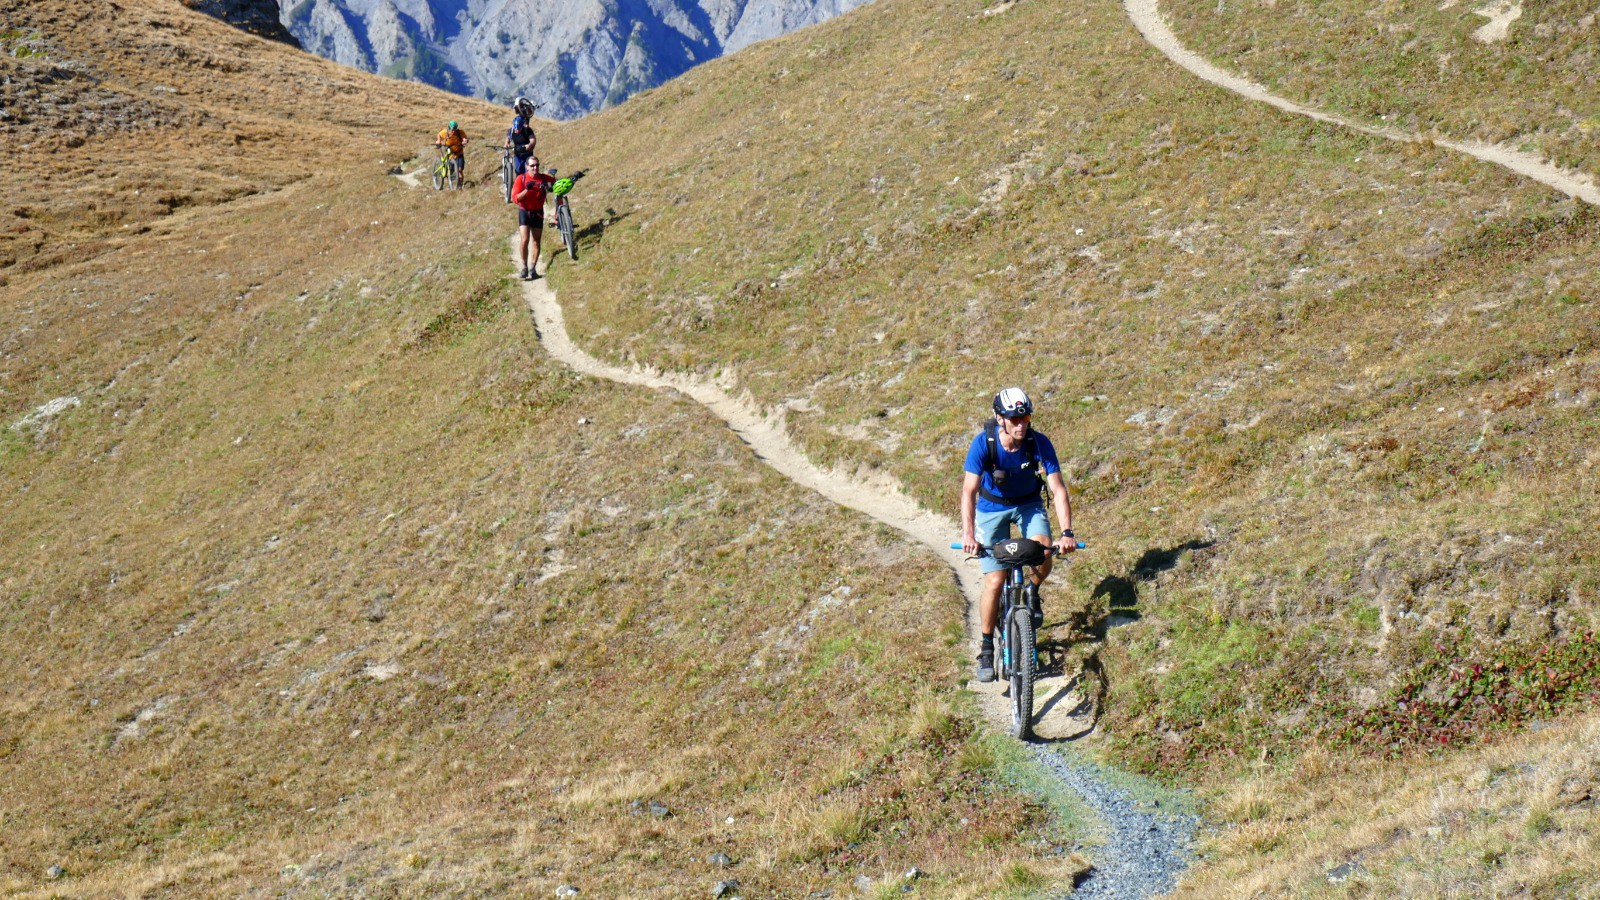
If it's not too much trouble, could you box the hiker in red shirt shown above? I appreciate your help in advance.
[512,156,557,280]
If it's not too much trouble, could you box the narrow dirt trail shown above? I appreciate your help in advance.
[1122,0,1600,206]
[516,263,1196,894]
[518,255,1104,737]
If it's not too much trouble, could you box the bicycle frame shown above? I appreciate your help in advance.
[954,539,1085,740]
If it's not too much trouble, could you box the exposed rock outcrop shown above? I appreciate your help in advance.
[183,0,300,45]
[262,0,877,119]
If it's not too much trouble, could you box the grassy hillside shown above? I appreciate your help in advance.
[0,1,1085,896]
[6,0,1600,894]
[540,0,1600,890]
[1160,0,1600,176]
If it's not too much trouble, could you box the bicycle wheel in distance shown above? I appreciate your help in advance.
[501,157,514,203]
[1007,606,1035,740]
[431,162,445,191]
[557,199,577,261]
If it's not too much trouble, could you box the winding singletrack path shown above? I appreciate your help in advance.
[518,258,1095,739]
[1123,0,1600,206]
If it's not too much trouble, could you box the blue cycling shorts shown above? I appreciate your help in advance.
[975,502,1052,573]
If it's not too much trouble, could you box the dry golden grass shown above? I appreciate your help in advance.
[7,0,1600,893]
[1161,0,1600,175]
[0,3,1080,896]
[1175,717,1600,897]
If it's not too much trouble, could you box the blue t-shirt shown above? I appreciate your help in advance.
[963,428,1060,513]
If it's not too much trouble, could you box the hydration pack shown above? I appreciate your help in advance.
[977,420,1046,507]
[508,116,536,153]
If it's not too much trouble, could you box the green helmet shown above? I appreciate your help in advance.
[448,121,457,129]
[552,177,574,196]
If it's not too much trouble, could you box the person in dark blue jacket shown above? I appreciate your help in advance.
[504,97,538,175]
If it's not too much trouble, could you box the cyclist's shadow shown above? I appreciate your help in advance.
[1031,539,1214,742]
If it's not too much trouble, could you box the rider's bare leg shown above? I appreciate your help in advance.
[1028,533,1054,586]
[979,570,1006,634]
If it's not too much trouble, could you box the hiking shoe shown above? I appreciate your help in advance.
[518,267,529,280]
[1025,582,1043,629]
[529,270,541,280]
[975,646,996,683]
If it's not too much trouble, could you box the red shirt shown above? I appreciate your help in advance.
[513,172,556,212]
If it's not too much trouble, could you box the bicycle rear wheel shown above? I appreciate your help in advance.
[1007,606,1035,740]
[450,159,462,190]
[557,199,577,261]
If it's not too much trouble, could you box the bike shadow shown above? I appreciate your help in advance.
[1029,539,1215,744]
[544,208,635,273]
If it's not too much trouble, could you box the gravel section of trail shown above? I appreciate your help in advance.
[1122,0,1600,206]
[1034,748,1200,899]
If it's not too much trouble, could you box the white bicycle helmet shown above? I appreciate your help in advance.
[992,387,1033,418]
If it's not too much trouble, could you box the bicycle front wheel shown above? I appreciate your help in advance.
[501,157,514,203]
[432,164,445,191]
[1007,606,1035,740]
[557,199,577,261]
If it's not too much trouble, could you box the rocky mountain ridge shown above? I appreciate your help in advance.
[272,0,874,119]
[182,0,300,45]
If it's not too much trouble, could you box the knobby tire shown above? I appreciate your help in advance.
[501,157,514,203]
[1008,606,1035,740]
[558,200,577,261]
[431,163,445,191]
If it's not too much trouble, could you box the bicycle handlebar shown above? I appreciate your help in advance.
[950,541,1087,554]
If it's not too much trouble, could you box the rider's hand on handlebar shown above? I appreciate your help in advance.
[1053,534,1077,554]
[962,534,980,557]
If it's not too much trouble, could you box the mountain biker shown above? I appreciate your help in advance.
[504,97,538,177]
[512,156,557,280]
[434,121,469,188]
[960,387,1075,683]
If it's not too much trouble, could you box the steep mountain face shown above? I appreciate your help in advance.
[182,0,300,45]
[272,0,875,119]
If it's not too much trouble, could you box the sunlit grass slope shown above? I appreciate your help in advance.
[1161,0,1600,176]
[539,0,1600,890]
[1,1,1087,896]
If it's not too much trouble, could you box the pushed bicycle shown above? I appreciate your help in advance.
[547,168,582,261]
[499,147,515,203]
[432,146,464,191]
[954,537,1084,740]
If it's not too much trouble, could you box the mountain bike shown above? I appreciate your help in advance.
[954,538,1085,740]
[499,148,515,203]
[548,168,580,261]
[432,147,463,191]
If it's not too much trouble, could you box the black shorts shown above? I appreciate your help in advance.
[518,208,543,229]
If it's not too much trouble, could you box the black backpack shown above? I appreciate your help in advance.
[977,420,1047,507]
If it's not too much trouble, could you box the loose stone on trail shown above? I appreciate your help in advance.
[707,851,732,867]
